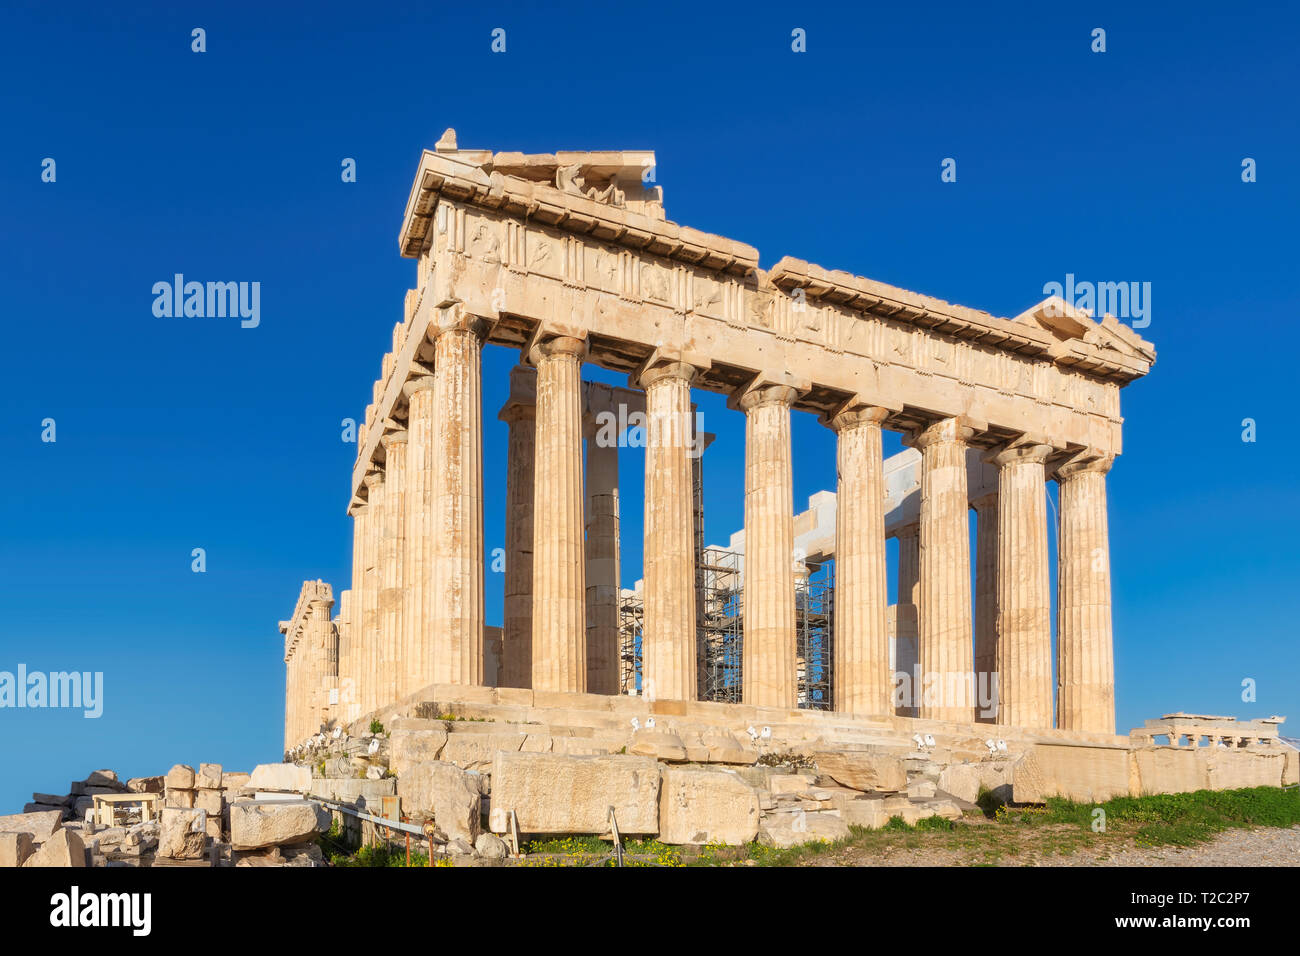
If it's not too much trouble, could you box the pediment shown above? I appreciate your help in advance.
[1013,296,1155,363]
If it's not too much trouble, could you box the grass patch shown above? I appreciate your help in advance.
[703,786,1300,866]
[1027,786,1300,848]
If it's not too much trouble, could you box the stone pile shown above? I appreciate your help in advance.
[24,769,132,823]
[2,761,332,868]
[296,712,1008,861]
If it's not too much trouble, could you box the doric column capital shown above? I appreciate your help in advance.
[363,469,385,491]
[907,416,980,450]
[827,403,891,433]
[971,491,999,512]
[1056,454,1114,482]
[735,383,799,412]
[989,441,1053,468]
[528,333,588,365]
[636,360,698,390]
[380,428,408,449]
[402,374,437,399]
[498,400,536,425]
[427,305,491,341]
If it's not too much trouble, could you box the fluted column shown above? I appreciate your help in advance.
[739,385,799,708]
[308,596,335,734]
[912,418,976,722]
[585,419,621,695]
[379,429,408,709]
[345,502,369,721]
[431,325,485,686]
[402,375,438,696]
[640,362,698,702]
[894,523,920,717]
[1056,456,1115,733]
[361,470,384,716]
[531,336,588,693]
[972,491,999,723]
[829,404,891,716]
[499,399,535,689]
[992,443,1052,728]
[284,649,295,750]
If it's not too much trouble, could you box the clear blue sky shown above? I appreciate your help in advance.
[2,0,1296,811]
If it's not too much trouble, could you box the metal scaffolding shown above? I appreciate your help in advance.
[618,548,835,709]
[796,560,834,711]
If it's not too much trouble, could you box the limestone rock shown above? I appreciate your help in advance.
[229,800,328,850]
[758,811,850,848]
[221,771,252,793]
[389,729,449,776]
[84,770,125,791]
[0,809,62,842]
[0,831,35,868]
[195,789,223,816]
[489,752,660,835]
[396,761,481,843]
[700,731,758,765]
[475,832,508,860]
[937,761,1013,804]
[658,768,760,846]
[813,751,907,793]
[164,789,195,809]
[127,776,165,794]
[906,779,937,800]
[23,828,86,867]
[1013,744,1131,803]
[157,808,208,859]
[282,842,325,867]
[196,763,223,789]
[768,773,817,796]
[165,764,196,790]
[441,733,525,771]
[627,730,688,762]
[247,763,312,793]
[31,792,71,807]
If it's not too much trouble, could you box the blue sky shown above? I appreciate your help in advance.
[2,1,1296,811]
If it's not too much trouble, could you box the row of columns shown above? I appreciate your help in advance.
[347,317,487,717]
[283,593,335,747]
[894,421,1114,732]
[344,316,1114,734]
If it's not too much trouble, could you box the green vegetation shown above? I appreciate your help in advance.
[1003,786,1300,848]
[368,719,385,735]
[727,786,1300,866]
[431,713,489,722]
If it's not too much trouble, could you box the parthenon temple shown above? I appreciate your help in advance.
[280,130,1158,753]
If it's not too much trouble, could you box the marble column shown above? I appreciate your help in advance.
[640,362,698,703]
[402,375,438,697]
[972,491,999,723]
[739,385,799,708]
[829,404,891,716]
[992,443,1053,729]
[894,523,920,717]
[585,420,621,695]
[431,325,485,686]
[361,470,384,716]
[308,596,335,734]
[531,336,588,693]
[284,649,296,750]
[1056,456,1115,734]
[913,418,976,722]
[499,399,535,689]
[345,502,369,720]
[379,429,408,709]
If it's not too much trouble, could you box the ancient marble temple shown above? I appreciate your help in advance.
[279,130,1155,752]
